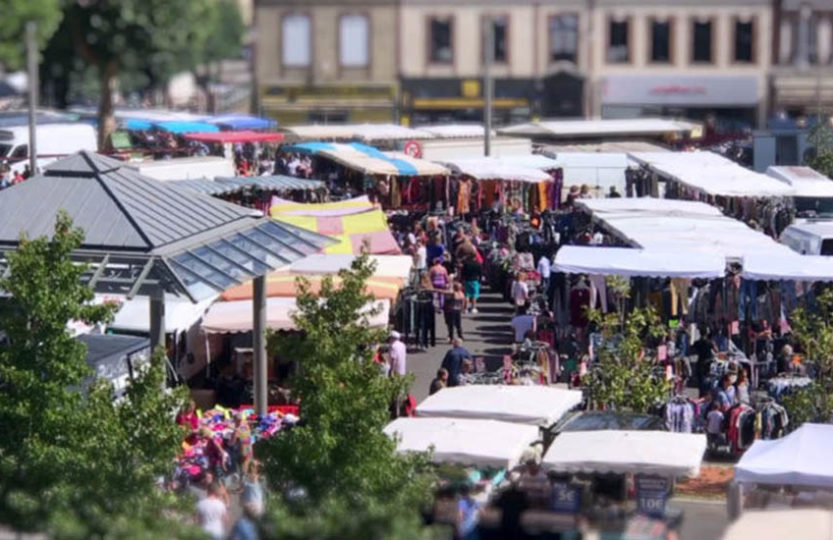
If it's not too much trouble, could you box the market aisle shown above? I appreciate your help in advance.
[407,289,514,403]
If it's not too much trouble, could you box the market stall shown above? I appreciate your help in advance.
[384,417,540,469]
[281,141,450,210]
[440,156,558,215]
[414,385,583,426]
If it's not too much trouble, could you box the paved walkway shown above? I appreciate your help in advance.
[406,289,514,403]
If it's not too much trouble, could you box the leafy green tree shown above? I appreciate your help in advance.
[0,0,61,71]
[58,0,212,148]
[0,213,198,538]
[806,116,833,179]
[189,0,245,112]
[781,289,833,428]
[583,306,671,413]
[259,254,435,539]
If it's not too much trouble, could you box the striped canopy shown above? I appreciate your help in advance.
[284,141,449,177]
[271,197,400,255]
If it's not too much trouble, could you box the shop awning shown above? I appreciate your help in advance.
[270,195,375,217]
[415,386,583,426]
[271,206,401,255]
[384,417,540,469]
[201,297,390,334]
[723,510,833,540]
[107,294,219,333]
[155,121,220,134]
[216,176,324,192]
[766,166,833,198]
[288,254,413,280]
[630,151,795,198]
[207,114,277,131]
[184,131,284,144]
[742,253,833,282]
[220,254,412,302]
[441,158,553,183]
[735,424,833,488]
[283,123,433,142]
[284,141,449,176]
[554,246,726,278]
[542,431,707,478]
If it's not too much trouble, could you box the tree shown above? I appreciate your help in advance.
[0,0,61,71]
[582,304,671,413]
[781,289,833,428]
[258,254,435,539]
[806,116,833,179]
[0,212,198,537]
[189,0,245,113]
[59,0,212,149]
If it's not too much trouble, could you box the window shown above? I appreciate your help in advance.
[429,17,453,64]
[549,14,578,63]
[734,20,754,63]
[484,16,508,63]
[692,20,713,63]
[607,19,629,63]
[339,14,370,67]
[282,14,311,67]
[651,20,671,63]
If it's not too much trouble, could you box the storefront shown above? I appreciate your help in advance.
[400,78,535,127]
[260,84,398,125]
[600,75,762,132]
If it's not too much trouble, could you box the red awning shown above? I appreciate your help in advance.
[183,131,284,144]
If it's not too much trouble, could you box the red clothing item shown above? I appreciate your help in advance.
[176,411,199,430]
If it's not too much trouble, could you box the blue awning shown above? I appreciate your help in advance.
[125,119,153,131]
[209,114,276,131]
[155,121,220,134]
[282,141,448,177]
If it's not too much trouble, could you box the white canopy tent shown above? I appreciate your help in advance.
[201,297,390,334]
[735,424,833,489]
[576,198,795,263]
[722,509,833,540]
[742,253,833,282]
[550,152,629,194]
[554,246,726,279]
[441,158,553,183]
[766,166,833,198]
[630,151,795,198]
[283,124,434,142]
[499,118,700,139]
[384,417,540,469]
[414,385,583,426]
[542,431,706,477]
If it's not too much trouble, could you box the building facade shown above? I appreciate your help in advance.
[254,0,399,124]
[254,0,782,129]
[770,0,833,117]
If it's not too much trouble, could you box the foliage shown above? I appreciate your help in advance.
[582,307,671,413]
[0,212,197,538]
[806,116,833,179]
[781,288,833,428]
[260,254,435,539]
[0,0,62,71]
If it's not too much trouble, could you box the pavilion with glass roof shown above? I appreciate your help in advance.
[0,151,333,414]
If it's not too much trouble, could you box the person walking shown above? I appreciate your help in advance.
[388,331,407,377]
[196,482,229,540]
[460,256,482,314]
[441,338,473,387]
[444,282,466,342]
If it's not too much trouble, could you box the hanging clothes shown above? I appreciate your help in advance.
[588,275,608,313]
[457,178,471,215]
[670,278,690,317]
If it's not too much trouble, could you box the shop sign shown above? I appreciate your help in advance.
[601,75,758,106]
[635,474,670,518]
[550,482,582,513]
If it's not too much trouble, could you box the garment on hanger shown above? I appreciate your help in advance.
[569,284,591,327]
[588,274,608,313]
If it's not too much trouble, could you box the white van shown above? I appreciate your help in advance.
[0,123,98,173]
[779,221,833,256]
[135,156,235,181]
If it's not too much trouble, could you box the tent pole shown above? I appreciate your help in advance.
[253,275,268,416]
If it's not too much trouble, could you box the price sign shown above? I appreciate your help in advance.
[551,482,582,513]
[635,474,670,518]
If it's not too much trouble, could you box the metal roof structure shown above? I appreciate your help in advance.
[0,151,334,302]
[170,176,326,197]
